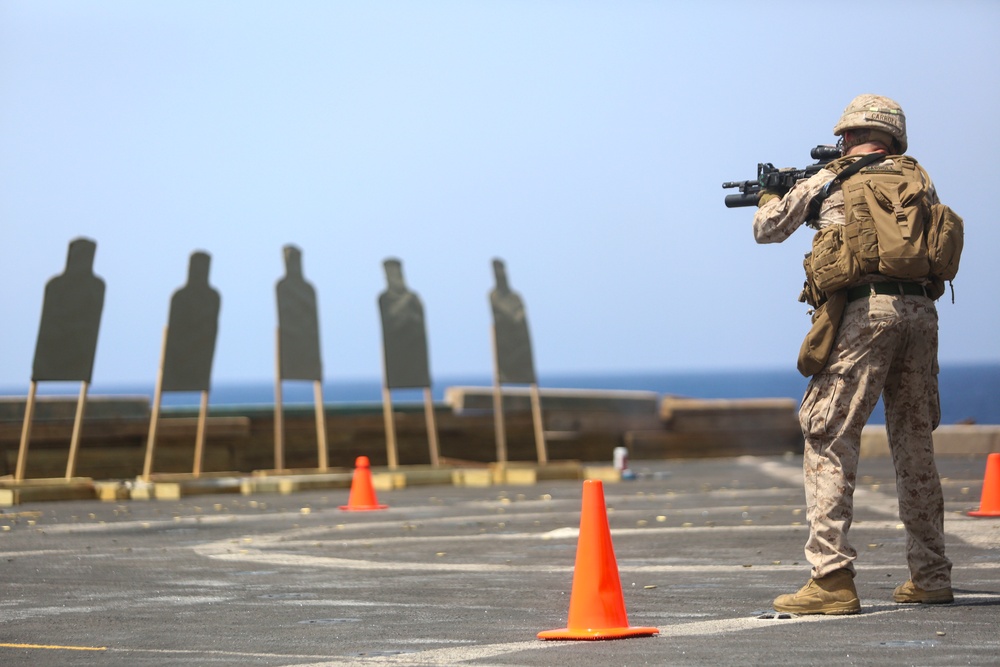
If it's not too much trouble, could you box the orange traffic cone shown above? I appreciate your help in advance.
[968,452,1000,517]
[339,456,388,511]
[538,479,659,640]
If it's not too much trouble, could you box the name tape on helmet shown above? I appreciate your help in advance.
[864,108,904,124]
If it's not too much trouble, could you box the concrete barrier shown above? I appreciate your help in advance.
[861,424,1000,458]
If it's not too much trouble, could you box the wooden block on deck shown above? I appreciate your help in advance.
[582,465,621,483]
[397,467,459,487]
[372,472,406,491]
[95,481,130,501]
[241,471,354,495]
[130,474,243,500]
[536,460,583,481]
[452,468,494,487]
[0,478,97,506]
[496,466,537,485]
[488,461,583,485]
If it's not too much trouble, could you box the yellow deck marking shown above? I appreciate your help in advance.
[0,642,107,651]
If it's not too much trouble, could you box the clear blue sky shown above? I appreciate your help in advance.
[2,1,998,390]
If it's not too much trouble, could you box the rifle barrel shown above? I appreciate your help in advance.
[723,145,835,209]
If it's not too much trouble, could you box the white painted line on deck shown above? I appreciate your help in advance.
[275,597,1000,667]
[286,640,543,666]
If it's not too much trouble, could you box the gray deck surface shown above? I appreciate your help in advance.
[1,455,998,666]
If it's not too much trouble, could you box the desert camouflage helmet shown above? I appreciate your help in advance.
[833,94,907,153]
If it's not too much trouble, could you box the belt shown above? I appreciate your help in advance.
[846,281,927,302]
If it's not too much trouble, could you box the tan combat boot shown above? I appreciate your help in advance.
[892,580,954,604]
[773,569,861,615]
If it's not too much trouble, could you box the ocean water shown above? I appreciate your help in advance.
[8,362,998,426]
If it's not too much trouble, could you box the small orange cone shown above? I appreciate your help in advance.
[339,456,388,511]
[538,479,659,640]
[968,452,1000,517]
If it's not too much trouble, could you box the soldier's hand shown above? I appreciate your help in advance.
[757,189,782,207]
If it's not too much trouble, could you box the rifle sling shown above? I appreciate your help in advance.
[806,153,885,223]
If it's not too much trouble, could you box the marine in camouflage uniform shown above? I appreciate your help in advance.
[752,94,953,614]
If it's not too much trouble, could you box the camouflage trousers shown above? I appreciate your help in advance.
[798,292,952,590]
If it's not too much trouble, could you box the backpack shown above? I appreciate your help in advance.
[926,202,964,282]
[810,154,963,295]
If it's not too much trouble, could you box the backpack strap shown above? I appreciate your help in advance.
[807,153,885,223]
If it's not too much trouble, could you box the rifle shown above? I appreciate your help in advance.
[722,145,841,208]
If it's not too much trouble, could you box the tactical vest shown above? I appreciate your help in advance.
[806,154,963,299]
